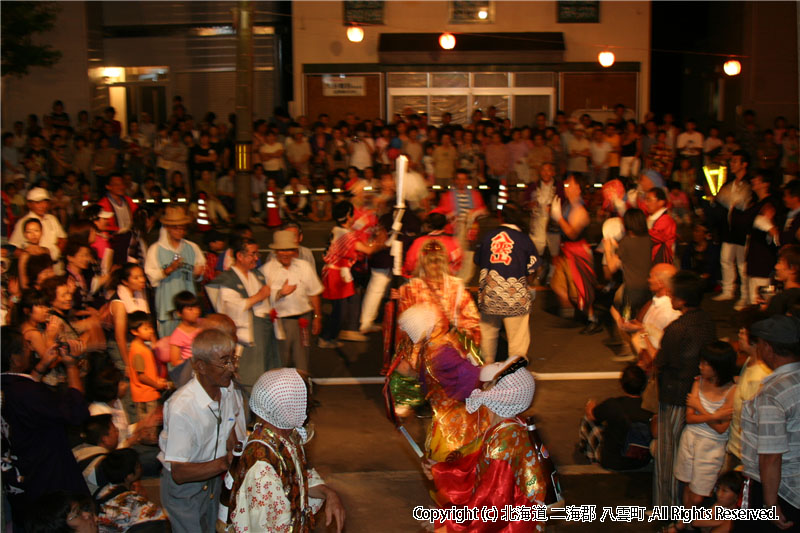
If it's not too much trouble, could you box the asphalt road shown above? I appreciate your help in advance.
[152,218,741,532]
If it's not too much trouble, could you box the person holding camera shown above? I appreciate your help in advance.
[144,206,205,337]
[1,328,90,529]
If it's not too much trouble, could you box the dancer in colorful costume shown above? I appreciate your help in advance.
[221,368,345,532]
[388,238,482,417]
[550,175,601,333]
[425,358,547,532]
[395,298,490,462]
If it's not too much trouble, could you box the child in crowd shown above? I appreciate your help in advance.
[168,291,202,387]
[72,414,119,494]
[202,230,227,284]
[128,311,170,444]
[674,341,737,507]
[17,218,50,289]
[581,364,653,471]
[665,470,744,532]
[95,448,168,532]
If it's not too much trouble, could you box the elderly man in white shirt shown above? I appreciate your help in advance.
[614,263,682,367]
[261,230,323,373]
[210,238,279,387]
[159,329,247,533]
[8,187,67,261]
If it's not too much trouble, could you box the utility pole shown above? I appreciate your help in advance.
[233,1,254,223]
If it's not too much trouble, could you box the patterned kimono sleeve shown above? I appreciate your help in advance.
[231,461,292,533]
[307,467,325,514]
[455,285,482,343]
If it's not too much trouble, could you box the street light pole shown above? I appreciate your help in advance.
[234,0,254,223]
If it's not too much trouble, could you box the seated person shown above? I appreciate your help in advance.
[95,448,168,532]
[87,357,162,477]
[25,492,99,533]
[40,274,104,360]
[760,244,800,316]
[424,358,548,532]
[580,364,653,470]
[72,414,118,494]
[665,470,744,533]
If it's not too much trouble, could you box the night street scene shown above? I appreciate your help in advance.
[1,1,799,532]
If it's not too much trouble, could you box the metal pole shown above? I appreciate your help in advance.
[234,1,254,223]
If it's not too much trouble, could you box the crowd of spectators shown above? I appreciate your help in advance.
[1,95,799,532]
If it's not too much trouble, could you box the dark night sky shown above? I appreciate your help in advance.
[650,1,743,127]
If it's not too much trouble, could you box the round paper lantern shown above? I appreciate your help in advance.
[598,50,615,68]
[723,59,741,76]
[439,32,456,50]
[346,25,364,43]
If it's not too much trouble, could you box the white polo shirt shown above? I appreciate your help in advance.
[158,378,246,470]
[641,294,682,349]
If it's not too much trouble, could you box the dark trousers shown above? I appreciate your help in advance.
[322,294,360,340]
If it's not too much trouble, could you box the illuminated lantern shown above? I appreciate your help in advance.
[439,32,456,50]
[723,59,741,76]
[478,9,488,19]
[346,25,364,43]
[598,50,615,68]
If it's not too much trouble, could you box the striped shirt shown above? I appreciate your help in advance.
[740,361,800,508]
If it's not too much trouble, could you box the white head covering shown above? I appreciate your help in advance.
[466,367,535,418]
[397,303,440,343]
[250,369,309,440]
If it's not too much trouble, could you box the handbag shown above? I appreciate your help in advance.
[641,373,659,413]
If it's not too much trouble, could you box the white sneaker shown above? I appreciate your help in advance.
[712,293,734,301]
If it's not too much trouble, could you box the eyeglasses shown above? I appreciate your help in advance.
[208,357,235,370]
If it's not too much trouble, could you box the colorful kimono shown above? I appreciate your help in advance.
[226,424,324,533]
[321,227,362,300]
[649,210,676,265]
[420,334,491,462]
[432,418,547,532]
[559,201,597,312]
[96,483,167,532]
[396,275,482,369]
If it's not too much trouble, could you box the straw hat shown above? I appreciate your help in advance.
[160,206,192,226]
[269,230,299,250]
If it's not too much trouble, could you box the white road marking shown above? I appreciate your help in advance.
[312,371,621,386]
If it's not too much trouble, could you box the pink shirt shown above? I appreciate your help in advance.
[169,326,200,361]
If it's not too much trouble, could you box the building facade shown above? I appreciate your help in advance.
[291,1,651,125]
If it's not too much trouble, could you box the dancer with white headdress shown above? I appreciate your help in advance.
[220,368,345,532]
[423,358,548,532]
